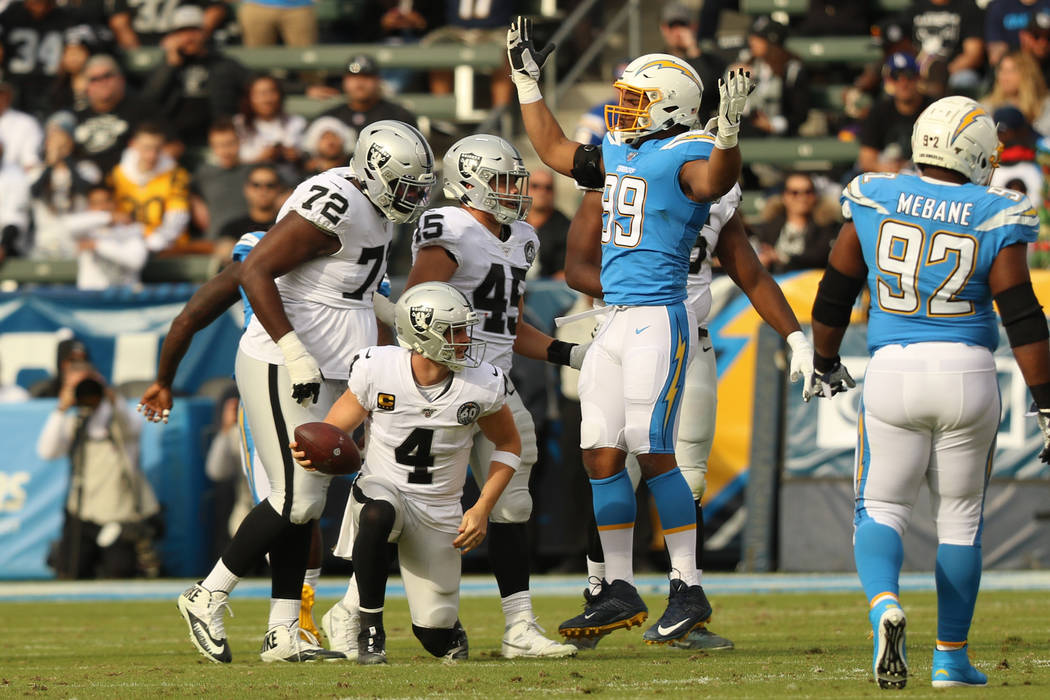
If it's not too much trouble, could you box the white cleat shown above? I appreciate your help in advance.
[259,624,347,663]
[177,583,232,663]
[502,617,579,659]
[321,602,360,660]
[874,607,908,690]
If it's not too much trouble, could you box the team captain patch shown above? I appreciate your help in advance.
[456,401,480,425]
[378,393,396,410]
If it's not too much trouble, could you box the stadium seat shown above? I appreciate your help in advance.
[15,368,49,391]
[739,137,859,165]
[783,37,880,65]
[286,93,458,121]
[740,0,909,15]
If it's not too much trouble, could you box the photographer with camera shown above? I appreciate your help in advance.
[36,356,161,579]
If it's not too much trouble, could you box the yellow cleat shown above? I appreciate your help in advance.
[299,583,322,645]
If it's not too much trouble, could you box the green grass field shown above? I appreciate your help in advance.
[2,589,1047,698]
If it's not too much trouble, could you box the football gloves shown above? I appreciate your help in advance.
[507,15,555,104]
[786,331,815,390]
[569,341,590,370]
[277,331,322,406]
[803,358,856,402]
[715,68,758,150]
[1037,408,1050,463]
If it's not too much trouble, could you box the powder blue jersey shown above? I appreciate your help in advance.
[232,231,264,330]
[842,172,1038,352]
[600,130,715,306]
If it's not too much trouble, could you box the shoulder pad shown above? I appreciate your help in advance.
[841,173,892,215]
[659,130,716,151]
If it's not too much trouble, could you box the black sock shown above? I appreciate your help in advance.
[585,512,604,564]
[694,501,705,572]
[353,500,395,610]
[221,500,288,577]
[269,519,312,599]
[360,610,384,632]
[487,522,529,598]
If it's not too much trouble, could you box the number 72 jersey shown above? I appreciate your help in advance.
[843,172,1038,352]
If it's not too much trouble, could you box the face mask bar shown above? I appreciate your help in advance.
[485,171,532,222]
[604,83,660,135]
[390,174,436,219]
[438,320,486,370]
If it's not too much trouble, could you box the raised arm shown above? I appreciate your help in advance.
[139,262,243,423]
[679,69,755,202]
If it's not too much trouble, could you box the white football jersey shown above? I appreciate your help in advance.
[410,206,539,372]
[239,167,393,378]
[687,184,741,325]
[350,345,508,508]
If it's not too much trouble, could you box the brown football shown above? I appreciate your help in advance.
[293,422,361,475]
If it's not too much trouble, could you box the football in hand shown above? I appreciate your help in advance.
[293,422,361,475]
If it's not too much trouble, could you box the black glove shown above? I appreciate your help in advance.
[507,15,555,83]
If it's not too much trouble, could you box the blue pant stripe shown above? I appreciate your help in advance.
[648,302,690,453]
[854,397,871,526]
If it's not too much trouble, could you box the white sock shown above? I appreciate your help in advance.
[304,567,321,590]
[697,568,704,584]
[268,598,299,629]
[586,558,605,595]
[341,574,359,609]
[202,559,239,594]
[598,527,634,586]
[501,590,532,625]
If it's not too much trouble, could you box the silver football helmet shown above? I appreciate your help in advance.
[395,282,486,371]
[912,96,1000,185]
[605,53,703,145]
[351,120,437,224]
[443,134,532,224]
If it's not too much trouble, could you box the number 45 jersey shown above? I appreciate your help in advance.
[843,172,1038,353]
[349,345,508,510]
[240,166,393,379]
[411,206,539,372]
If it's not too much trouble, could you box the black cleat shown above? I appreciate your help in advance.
[443,619,469,661]
[643,579,713,645]
[671,626,734,650]
[357,622,388,665]
[558,579,648,640]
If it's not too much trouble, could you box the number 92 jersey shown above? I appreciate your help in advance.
[600,130,715,306]
[349,345,508,509]
[843,172,1038,352]
[411,206,539,372]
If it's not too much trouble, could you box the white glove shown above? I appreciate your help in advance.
[507,15,554,104]
[372,291,396,328]
[786,331,814,387]
[1037,408,1050,463]
[569,342,590,370]
[276,331,322,406]
[803,358,856,402]
[715,68,758,150]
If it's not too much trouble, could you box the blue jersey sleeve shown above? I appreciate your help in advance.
[972,187,1039,250]
[232,231,263,263]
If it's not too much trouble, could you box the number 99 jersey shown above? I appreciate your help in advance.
[411,206,539,372]
[600,130,715,306]
[842,172,1038,352]
[349,345,508,509]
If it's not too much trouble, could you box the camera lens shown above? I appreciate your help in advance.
[74,377,104,405]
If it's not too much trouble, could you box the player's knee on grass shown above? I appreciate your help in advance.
[488,488,532,523]
[413,622,464,657]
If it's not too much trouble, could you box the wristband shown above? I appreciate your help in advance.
[491,450,521,471]
[276,331,309,363]
[814,352,839,373]
[511,74,542,104]
[714,131,738,150]
[1031,382,1050,411]
[546,339,575,366]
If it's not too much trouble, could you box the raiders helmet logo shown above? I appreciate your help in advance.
[456,401,481,425]
[458,153,482,178]
[367,142,391,170]
[410,305,433,333]
[524,240,537,264]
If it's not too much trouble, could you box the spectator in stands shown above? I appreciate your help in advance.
[109,122,191,254]
[30,336,91,398]
[36,355,161,580]
[374,1,440,93]
[74,56,147,176]
[858,53,933,174]
[422,0,514,109]
[204,387,255,541]
[1019,9,1050,74]
[301,116,354,175]
[739,16,810,138]
[115,0,228,48]
[140,5,247,151]
[525,168,571,279]
[0,81,43,172]
[0,352,30,403]
[983,50,1050,135]
[65,184,148,290]
[752,172,837,274]
[0,0,84,117]
[0,143,32,262]
[62,0,137,52]
[217,164,284,243]
[910,0,986,95]
[990,105,1044,196]
[322,54,418,136]
[660,3,725,126]
[29,111,101,259]
[796,0,875,36]
[234,75,305,174]
[572,60,629,146]
[190,119,251,241]
[852,17,916,98]
[986,0,1050,67]
[239,0,317,48]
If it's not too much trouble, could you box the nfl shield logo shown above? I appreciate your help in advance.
[410,305,433,333]
[422,407,437,418]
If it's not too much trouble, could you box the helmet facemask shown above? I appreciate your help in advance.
[605,83,663,142]
[386,172,436,223]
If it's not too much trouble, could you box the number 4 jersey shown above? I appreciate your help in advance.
[349,345,508,509]
[239,166,393,379]
[411,206,539,372]
[843,172,1038,352]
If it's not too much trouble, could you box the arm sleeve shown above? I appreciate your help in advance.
[36,409,75,460]
[347,351,375,410]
